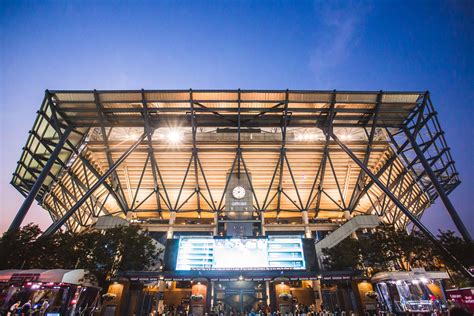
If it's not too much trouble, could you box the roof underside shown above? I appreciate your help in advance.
[11,90,460,232]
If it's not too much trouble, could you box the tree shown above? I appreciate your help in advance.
[363,225,438,272]
[74,225,160,287]
[0,223,160,289]
[436,230,474,268]
[434,230,474,287]
[322,237,362,271]
[321,224,472,285]
[0,223,43,269]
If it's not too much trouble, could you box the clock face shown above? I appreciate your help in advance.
[232,186,246,199]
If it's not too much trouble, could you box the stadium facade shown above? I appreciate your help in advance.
[8,90,472,314]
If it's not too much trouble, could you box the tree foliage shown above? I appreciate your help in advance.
[0,224,160,288]
[321,237,362,271]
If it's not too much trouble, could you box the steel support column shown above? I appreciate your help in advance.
[94,90,129,213]
[404,128,472,242]
[348,92,381,212]
[42,132,147,236]
[8,127,73,232]
[329,131,473,280]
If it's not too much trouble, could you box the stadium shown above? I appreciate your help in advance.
[7,89,471,314]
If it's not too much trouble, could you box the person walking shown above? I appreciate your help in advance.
[21,300,32,315]
[8,301,21,316]
[39,299,49,315]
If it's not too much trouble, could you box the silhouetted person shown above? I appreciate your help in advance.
[448,306,472,316]
[21,300,32,315]
[8,301,21,316]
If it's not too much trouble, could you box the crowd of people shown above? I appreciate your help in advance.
[153,302,354,316]
[7,299,49,316]
[156,303,191,315]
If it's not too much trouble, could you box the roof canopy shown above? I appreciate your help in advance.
[10,90,460,232]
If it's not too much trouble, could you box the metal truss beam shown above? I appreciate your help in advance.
[276,93,290,213]
[329,131,473,280]
[312,91,336,217]
[94,90,129,213]
[403,128,471,242]
[76,154,125,214]
[40,103,122,219]
[217,155,238,212]
[189,90,217,213]
[327,154,347,210]
[8,127,73,232]
[350,102,438,210]
[42,132,147,236]
[348,92,381,212]
[240,154,262,211]
[141,90,173,213]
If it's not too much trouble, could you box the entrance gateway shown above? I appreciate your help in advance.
[215,281,262,313]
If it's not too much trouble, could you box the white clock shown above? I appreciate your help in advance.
[232,186,246,199]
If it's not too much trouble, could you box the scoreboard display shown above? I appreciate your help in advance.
[174,236,307,271]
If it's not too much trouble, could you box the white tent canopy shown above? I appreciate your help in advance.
[372,270,449,283]
[0,269,97,286]
[0,270,22,282]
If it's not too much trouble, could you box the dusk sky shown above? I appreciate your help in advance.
[0,1,473,235]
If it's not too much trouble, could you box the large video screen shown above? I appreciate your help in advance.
[175,236,306,271]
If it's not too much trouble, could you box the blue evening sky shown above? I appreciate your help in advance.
[0,0,473,234]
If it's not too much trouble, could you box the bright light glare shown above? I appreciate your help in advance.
[124,131,140,141]
[420,277,428,283]
[340,134,352,141]
[166,129,183,143]
[296,134,321,141]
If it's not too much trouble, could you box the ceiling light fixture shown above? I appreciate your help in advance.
[166,129,183,144]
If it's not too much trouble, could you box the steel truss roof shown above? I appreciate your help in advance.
[10,90,460,233]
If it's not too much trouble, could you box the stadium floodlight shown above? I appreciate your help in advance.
[295,133,321,141]
[125,133,140,141]
[340,134,352,141]
[166,129,183,143]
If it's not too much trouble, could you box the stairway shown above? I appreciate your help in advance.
[315,215,380,254]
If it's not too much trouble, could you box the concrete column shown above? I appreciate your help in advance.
[210,281,215,309]
[167,211,176,239]
[157,280,166,313]
[265,280,271,306]
[261,211,266,236]
[213,212,219,236]
[343,210,358,239]
[343,210,351,220]
[311,280,323,312]
[302,210,311,238]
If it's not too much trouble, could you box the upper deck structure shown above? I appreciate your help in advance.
[8,90,471,276]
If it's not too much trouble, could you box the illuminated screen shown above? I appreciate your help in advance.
[175,236,306,271]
